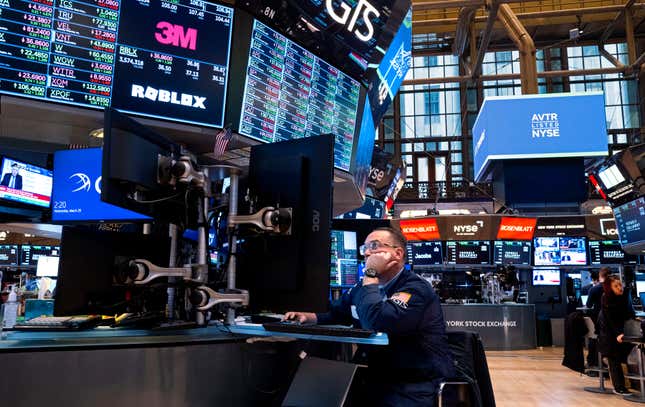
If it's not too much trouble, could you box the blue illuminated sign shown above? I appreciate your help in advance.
[473,92,609,182]
[52,148,150,222]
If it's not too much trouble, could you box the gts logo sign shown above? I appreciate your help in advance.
[326,0,380,42]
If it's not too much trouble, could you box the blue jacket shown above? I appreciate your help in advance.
[317,268,454,380]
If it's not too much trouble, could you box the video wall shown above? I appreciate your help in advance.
[0,0,234,127]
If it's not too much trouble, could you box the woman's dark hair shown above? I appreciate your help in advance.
[602,274,622,299]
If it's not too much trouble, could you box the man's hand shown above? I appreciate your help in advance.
[363,251,398,286]
[617,333,624,343]
[283,311,317,324]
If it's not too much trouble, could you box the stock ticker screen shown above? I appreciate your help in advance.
[0,0,233,127]
[445,241,491,265]
[238,19,361,171]
[330,230,358,288]
[493,241,531,265]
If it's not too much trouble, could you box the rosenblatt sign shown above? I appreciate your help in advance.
[400,218,440,240]
[496,217,537,240]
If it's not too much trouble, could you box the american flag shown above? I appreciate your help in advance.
[213,126,232,158]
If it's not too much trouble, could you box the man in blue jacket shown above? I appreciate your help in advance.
[285,227,454,406]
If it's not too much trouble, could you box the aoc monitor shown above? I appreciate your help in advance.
[445,241,491,265]
[330,230,359,288]
[236,135,334,313]
[493,241,532,265]
[407,241,443,267]
[0,157,53,208]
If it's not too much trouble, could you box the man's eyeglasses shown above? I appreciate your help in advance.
[359,240,399,256]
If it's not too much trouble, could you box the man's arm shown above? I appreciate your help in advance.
[284,287,354,325]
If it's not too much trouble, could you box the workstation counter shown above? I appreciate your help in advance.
[442,304,537,351]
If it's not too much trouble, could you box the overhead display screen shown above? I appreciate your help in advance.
[0,0,233,127]
[493,241,531,265]
[407,241,442,267]
[238,19,361,171]
[0,157,53,208]
[0,244,19,266]
[534,236,587,266]
[445,241,491,265]
[20,244,59,267]
[614,196,645,254]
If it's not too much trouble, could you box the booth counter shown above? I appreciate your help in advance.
[0,326,302,407]
[442,304,536,351]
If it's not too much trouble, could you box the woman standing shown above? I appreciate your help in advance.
[597,274,636,395]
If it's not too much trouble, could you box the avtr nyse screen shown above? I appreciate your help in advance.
[0,0,233,127]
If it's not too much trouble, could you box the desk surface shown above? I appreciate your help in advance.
[228,323,389,345]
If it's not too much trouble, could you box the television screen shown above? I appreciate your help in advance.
[20,245,59,267]
[493,241,531,265]
[52,148,150,222]
[338,196,386,219]
[330,230,358,287]
[36,256,60,277]
[407,241,442,267]
[588,240,638,265]
[0,157,53,208]
[0,0,234,128]
[236,19,361,172]
[614,196,645,254]
[534,236,587,266]
[0,245,19,266]
[445,241,491,265]
[533,268,561,286]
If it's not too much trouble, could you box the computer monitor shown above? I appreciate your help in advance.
[0,244,19,266]
[493,241,531,265]
[532,268,561,286]
[588,240,638,265]
[236,135,334,313]
[0,156,53,208]
[614,196,645,255]
[20,245,59,267]
[54,227,170,316]
[36,256,60,277]
[101,108,186,224]
[445,241,491,265]
[407,241,443,267]
[330,230,358,288]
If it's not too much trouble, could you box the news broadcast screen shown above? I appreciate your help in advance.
[532,268,561,286]
[533,236,587,266]
[0,157,53,208]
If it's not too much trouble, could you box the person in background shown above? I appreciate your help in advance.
[586,267,610,369]
[581,270,599,296]
[285,227,454,406]
[598,275,636,396]
[0,163,22,190]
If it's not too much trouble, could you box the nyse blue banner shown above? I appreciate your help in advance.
[368,7,412,125]
[52,148,150,222]
[473,92,609,182]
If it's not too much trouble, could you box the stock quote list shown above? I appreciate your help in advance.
[239,20,360,171]
[0,0,233,127]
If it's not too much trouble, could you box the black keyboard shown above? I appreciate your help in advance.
[262,322,375,338]
[13,315,101,330]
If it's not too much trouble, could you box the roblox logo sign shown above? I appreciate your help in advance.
[400,218,440,241]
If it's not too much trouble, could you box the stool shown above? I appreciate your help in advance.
[583,317,612,394]
[624,340,645,403]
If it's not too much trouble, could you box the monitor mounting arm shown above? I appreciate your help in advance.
[228,207,293,235]
[126,259,207,285]
[189,285,249,311]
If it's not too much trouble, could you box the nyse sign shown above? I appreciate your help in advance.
[326,0,380,42]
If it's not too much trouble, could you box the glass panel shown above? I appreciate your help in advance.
[415,116,431,137]
[431,115,446,137]
[452,165,462,175]
[606,106,624,129]
[415,93,429,115]
[414,143,424,152]
[435,157,446,182]
[439,142,449,151]
[445,90,461,114]
[451,153,462,162]
[429,66,444,79]
[426,142,437,151]
[383,118,394,140]
[585,56,600,69]
[568,57,583,70]
[568,46,582,57]
[400,117,415,138]
[402,143,413,153]
[444,65,459,77]
[604,81,621,105]
[384,143,394,154]
[583,45,599,56]
[605,44,617,54]
[616,133,628,143]
[401,93,415,115]
[446,114,462,137]
[451,141,462,150]
[621,80,638,104]
[417,157,429,182]
[623,105,640,128]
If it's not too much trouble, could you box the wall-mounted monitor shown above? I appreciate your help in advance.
[533,268,561,286]
[0,157,53,208]
[330,230,358,288]
[0,245,19,266]
[614,196,645,255]
[226,14,363,172]
[493,241,531,265]
[20,245,60,267]
[407,241,443,267]
[588,240,638,265]
[445,241,491,265]
[52,148,150,222]
[0,0,234,128]
[533,236,587,266]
